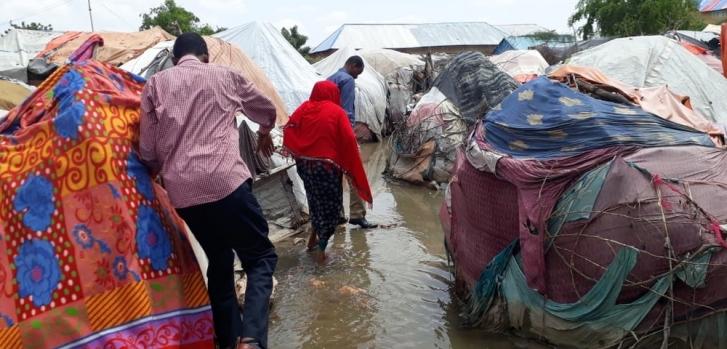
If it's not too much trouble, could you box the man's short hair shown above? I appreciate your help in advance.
[345,55,364,68]
[173,33,209,59]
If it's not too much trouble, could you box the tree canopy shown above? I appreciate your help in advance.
[281,26,311,56]
[4,21,54,34]
[525,30,574,43]
[140,0,225,36]
[569,0,704,39]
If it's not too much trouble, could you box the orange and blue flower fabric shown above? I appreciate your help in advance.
[0,61,214,349]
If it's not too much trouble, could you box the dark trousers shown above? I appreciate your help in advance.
[177,181,277,349]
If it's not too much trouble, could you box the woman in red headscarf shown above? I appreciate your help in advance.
[284,81,372,253]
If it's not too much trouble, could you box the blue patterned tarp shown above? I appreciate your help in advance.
[481,77,714,159]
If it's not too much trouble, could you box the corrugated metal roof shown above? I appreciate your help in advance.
[311,22,508,53]
[495,24,550,36]
[494,36,546,54]
[700,0,727,12]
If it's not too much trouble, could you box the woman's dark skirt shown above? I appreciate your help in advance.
[296,158,343,250]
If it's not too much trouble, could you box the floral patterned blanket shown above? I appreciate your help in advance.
[0,61,213,348]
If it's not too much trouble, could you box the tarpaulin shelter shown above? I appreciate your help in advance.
[568,36,727,125]
[314,46,387,141]
[665,30,723,75]
[0,29,63,81]
[0,60,213,348]
[311,22,508,56]
[359,49,424,130]
[36,27,174,67]
[489,50,549,83]
[358,48,423,79]
[442,74,727,348]
[387,51,517,186]
[215,22,319,113]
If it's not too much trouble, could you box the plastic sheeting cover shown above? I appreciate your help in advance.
[358,48,423,79]
[489,50,549,83]
[568,36,727,125]
[215,22,319,113]
[0,29,62,71]
[312,22,506,53]
[314,47,387,137]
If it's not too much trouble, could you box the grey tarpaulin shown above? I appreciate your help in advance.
[432,51,518,125]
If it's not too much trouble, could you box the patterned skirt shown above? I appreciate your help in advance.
[296,159,343,250]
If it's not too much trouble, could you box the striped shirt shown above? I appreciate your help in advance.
[139,55,276,208]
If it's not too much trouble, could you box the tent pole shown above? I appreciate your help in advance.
[88,0,95,32]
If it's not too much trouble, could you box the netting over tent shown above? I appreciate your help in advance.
[442,71,727,348]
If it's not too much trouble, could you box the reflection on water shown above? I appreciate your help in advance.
[269,142,538,348]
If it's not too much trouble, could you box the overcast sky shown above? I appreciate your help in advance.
[1,0,581,46]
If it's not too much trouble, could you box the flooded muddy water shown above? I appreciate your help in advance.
[268,142,540,348]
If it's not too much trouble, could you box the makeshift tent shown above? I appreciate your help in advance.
[121,37,290,126]
[568,36,727,125]
[358,48,423,78]
[215,22,319,113]
[388,51,517,185]
[432,51,518,124]
[359,48,424,128]
[0,29,62,80]
[0,60,213,348]
[442,74,727,348]
[36,27,174,66]
[665,31,723,74]
[489,50,549,83]
[534,38,612,65]
[314,47,387,141]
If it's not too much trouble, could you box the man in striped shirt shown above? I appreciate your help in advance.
[139,33,277,349]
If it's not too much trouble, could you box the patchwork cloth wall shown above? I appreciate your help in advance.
[0,61,213,348]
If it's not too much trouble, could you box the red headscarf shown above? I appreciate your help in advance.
[283,81,372,203]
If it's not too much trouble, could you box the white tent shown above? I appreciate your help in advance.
[120,40,173,76]
[215,22,319,113]
[314,47,387,138]
[704,24,722,34]
[489,50,549,82]
[0,29,62,79]
[358,48,423,79]
[568,36,727,124]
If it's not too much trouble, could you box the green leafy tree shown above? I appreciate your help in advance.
[569,0,705,39]
[5,21,54,34]
[281,26,311,56]
[140,0,225,36]
[526,30,574,43]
